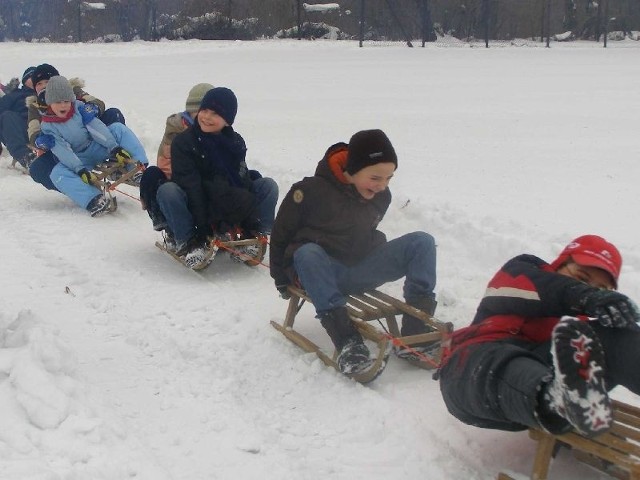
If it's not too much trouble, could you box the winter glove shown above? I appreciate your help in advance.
[34,133,55,151]
[6,77,19,93]
[109,146,133,166]
[78,168,97,185]
[249,169,262,181]
[78,102,100,125]
[276,284,291,300]
[578,288,640,328]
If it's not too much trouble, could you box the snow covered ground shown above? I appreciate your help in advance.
[1,38,639,480]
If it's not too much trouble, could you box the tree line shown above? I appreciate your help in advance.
[0,0,638,43]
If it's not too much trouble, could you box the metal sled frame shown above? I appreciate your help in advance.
[498,400,640,480]
[270,286,453,383]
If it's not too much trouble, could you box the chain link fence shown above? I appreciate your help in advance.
[0,0,638,46]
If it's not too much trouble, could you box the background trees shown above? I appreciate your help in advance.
[0,0,638,43]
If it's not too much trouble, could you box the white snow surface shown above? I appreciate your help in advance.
[1,39,640,480]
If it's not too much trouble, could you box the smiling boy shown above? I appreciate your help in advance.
[269,129,438,375]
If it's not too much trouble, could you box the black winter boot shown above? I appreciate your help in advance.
[319,307,371,374]
[538,318,611,437]
[398,295,439,360]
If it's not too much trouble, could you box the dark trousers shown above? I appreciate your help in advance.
[139,165,168,222]
[438,323,640,432]
[0,111,29,159]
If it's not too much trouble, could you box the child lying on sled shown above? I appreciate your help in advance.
[269,129,438,375]
[438,234,640,438]
[153,86,278,268]
[37,76,149,217]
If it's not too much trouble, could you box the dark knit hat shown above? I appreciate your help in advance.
[185,83,214,114]
[200,87,237,125]
[346,129,398,175]
[31,63,59,88]
[44,76,75,105]
[22,66,36,85]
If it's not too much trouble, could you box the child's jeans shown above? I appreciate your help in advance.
[293,232,437,314]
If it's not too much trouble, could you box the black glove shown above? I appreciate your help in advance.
[276,284,291,300]
[579,288,640,328]
[109,146,133,166]
[78,168,97,185]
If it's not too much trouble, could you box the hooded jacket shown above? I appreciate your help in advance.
[269,142,390,287]
[442,254,597,365]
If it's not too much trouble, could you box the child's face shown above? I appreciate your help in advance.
[347,162,395,200]
[198,108,227,133]
[557,261,615,291]
[50,101,72,118]
[35,79,49,94]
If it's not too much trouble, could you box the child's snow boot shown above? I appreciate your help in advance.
[319,307,371,374]
[542,317,612,437]
[86,193,116,217]
[397,295,439,360]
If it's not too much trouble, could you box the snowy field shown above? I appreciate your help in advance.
[1,38,640,480]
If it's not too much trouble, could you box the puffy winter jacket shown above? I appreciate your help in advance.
[443,254,596,364]
[269,142,390,287]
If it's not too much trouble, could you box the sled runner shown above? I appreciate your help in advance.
[155,234,268,271]
[270,286,453,384]
[498,400,640,480]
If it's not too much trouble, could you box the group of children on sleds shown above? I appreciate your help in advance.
[2,64,640,445]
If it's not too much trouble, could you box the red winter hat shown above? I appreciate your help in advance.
[549,235,622,288]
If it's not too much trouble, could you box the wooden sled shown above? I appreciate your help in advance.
[498,400,640,480]
[155,234,267,270]
[270,286,453,383]
[91,157,145,190]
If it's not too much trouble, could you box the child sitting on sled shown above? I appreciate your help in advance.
[156,86,278,268]
[438,234,640,438]
[269,129,438,375]
[27,63,126,192]
[38,75,149,217]
[139,82,213,230]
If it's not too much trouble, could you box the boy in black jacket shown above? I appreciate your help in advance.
[270,129,438,375]
[438,235,640,437]
[166,87,278,268]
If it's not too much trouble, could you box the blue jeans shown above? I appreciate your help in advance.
[293,231,437,314]
[251,177,278,233]
[157,177,278,246]
[156,182,194,247]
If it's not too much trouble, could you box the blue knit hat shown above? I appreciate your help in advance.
[199,87,237,125]
[22,66,36,85]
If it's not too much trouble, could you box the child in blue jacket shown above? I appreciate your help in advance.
[38,76,149,217]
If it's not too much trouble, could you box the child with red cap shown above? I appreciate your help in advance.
[438,234,640,438]
[269,129,438,376]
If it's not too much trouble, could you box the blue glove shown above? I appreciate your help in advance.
[34,133,55,151]
[78,103,100,125]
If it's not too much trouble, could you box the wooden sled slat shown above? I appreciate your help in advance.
[498,401,640,480]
